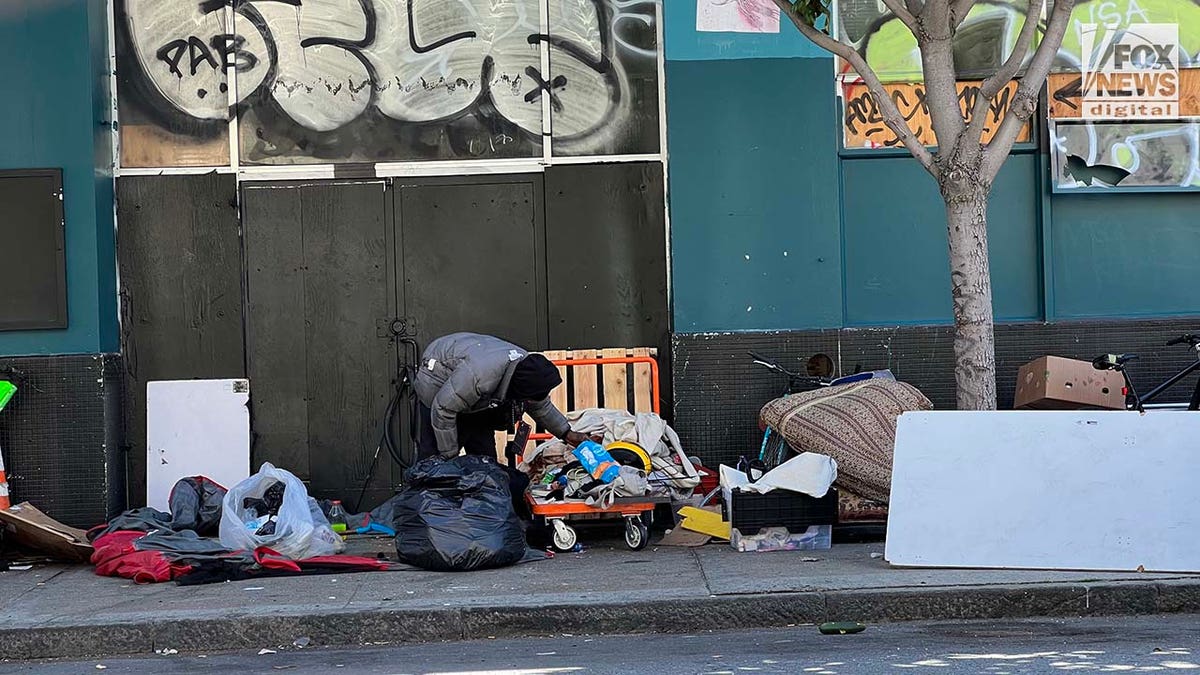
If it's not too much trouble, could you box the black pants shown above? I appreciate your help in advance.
[416,403,509,461]
[417,403,531,519]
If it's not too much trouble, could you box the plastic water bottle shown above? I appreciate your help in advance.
[572,440,621,483]
[328,500,348,533]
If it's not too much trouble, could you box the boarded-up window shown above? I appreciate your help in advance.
[0,169,67,331]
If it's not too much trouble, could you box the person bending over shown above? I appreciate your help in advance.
[414,332,592,460]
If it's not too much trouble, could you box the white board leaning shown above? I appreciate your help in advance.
[146,379,251,512]
[886,410,1200,573]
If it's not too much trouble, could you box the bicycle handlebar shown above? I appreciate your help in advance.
[747,350,776,365]
[1093,353,1138,370]
[748,351,824,386]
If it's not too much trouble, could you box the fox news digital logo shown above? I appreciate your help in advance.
[1081,23,1180,119]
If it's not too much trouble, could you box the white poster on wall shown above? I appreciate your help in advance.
[697,0,782,33]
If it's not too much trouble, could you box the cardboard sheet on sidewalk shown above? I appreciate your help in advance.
[0,502,93,562]
[658,526,711,547]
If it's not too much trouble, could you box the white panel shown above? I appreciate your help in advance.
[886,411,1200,573]
[146,379,251,512]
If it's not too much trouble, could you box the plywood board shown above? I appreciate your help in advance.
[886,411,1200,573]
[117,174,245,505]
[120,124,229,168]
[544,163,668,352]
[572,349,599,410]
[1048,69,1200,118]
[297,183,393,500]
[243,185,310,480]
[544,349,569,414]
[601,348,629,412]
[842,80,1031,148]
[146,379,251,512]
[398,178,545,350]
[244,181,396,503]
[632,347,654,413]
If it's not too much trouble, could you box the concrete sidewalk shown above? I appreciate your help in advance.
[2,538,1197,661]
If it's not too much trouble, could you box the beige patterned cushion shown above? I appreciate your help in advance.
[759,380,933,504]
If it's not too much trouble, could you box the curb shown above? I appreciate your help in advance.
[4,579,1199,661]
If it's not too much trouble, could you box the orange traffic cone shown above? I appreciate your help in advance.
[0,379,14,509]
[0,445,9,510]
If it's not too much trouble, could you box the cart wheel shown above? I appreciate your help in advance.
[551,520,578,552]
[624,517,649,551]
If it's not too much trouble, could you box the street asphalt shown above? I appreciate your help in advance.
[3,615,1199,674]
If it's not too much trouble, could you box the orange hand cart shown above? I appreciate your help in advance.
[505,347,667,552]
[526,492,670,552]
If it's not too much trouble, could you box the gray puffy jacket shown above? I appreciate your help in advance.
[414,333,571,457]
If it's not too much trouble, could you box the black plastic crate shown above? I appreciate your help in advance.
[724,488,839,533]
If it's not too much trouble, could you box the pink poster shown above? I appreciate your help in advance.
[697,0,782,33]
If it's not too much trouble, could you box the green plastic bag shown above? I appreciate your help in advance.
[0,380,16,412]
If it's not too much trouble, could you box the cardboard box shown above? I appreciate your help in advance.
[0,503,93,562]
[1014,356,1126,410]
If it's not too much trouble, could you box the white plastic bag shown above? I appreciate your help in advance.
[218,462,344,559]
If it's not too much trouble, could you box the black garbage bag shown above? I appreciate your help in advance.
[393,456,529,572]
[168,476,228,536]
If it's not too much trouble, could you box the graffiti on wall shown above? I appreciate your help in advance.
[1048,69,1200,118]
[842,80,1032,147]
[1051,121,1200,189]
[1040,0,1200,190]
[1053,0,1200,72]
[116,0,661,166]
[836,0,1199,82]
[835,0,1199,191]
[836,0,1038,82]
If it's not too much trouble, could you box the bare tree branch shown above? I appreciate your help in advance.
[918,33,967,157]
[981,0,1075,180]
[963,0,1041,144]
[905,0,924,15]
[950,0,980,27]
[879,0,920,32]
[773,0,937,174]
[981,0,1042,97]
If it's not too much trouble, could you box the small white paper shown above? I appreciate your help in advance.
[697,0,781,33]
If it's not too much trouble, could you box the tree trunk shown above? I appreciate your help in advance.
[943,191,998,410]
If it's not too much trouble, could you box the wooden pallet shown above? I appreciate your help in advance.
[543,347,658,415]
[494,347,659,463]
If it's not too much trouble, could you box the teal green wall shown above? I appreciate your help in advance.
[0,0,116,356]
[1051,193,1200,319]
[842,153,1042,325]
[665,12,1199,332]
[668,58,842,332]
